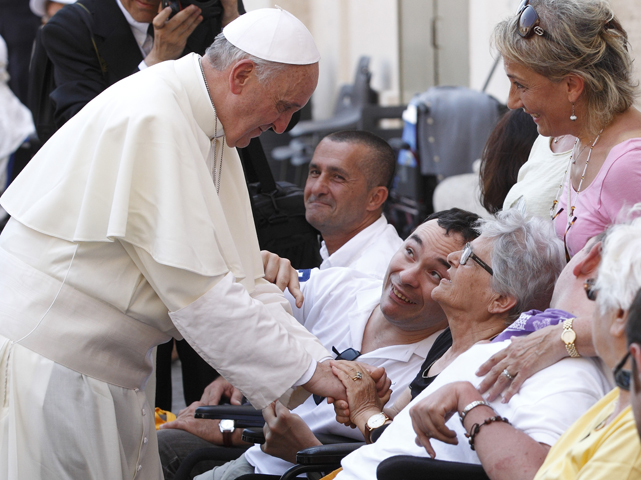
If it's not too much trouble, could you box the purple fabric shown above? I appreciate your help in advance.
[492,308,574,343]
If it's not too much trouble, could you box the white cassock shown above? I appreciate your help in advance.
[0,53,329,480]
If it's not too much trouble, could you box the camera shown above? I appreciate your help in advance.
[161,0,223,20]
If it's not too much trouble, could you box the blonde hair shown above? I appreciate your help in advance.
[492,0,637,137]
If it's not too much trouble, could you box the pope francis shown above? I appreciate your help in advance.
[0,8,349,480]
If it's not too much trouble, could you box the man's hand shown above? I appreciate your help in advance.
[303,360,347,402]
[476,324,567,403]
[261,250,303,308]
[159,401,224,443]
[200,376,243,406]
[145,5,203,67]
[220,0,240,27]
[261,401,321,463]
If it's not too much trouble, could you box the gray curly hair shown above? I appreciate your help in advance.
[478,209,565,323]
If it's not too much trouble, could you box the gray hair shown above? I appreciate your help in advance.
[492,0,637,137]
[478,209,565,323]
[204,33,289,84]
[596,204,641,316]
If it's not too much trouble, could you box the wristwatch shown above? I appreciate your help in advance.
[364,412,391,443]
[561,318,581,358]
[219,419,235,447]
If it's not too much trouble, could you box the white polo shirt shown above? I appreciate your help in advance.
[336,340,611,480]
[319,215,403,279]
[244,267,444,476]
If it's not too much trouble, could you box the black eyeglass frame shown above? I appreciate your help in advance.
[613,351,631,391]
[584,278,598,301]
[460,243,494,276]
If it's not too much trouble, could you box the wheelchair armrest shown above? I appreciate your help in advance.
[194,405,265,428]
[241,428,265,445]
[296,442,364,466]
[240,429,364,447]
[376,455,490,480]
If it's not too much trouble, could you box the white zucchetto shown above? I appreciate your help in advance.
[223,7,321,65]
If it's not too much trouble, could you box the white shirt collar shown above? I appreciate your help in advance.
[115,0,151,52]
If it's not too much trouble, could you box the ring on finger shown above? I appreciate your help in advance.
[502,368,515,381]
[352,371,363,381]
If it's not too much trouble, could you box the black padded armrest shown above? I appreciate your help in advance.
[376,455,489,480]
[241,428,265,444]
[296,442,364,465]
[194,405,264,428]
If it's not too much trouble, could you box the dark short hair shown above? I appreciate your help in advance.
[425,208,481,243]
[324,130,396,190]
[627,288,641,346]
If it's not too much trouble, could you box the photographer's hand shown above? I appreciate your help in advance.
[145,5,202,67]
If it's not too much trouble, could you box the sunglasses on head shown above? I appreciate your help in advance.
[516,0,546,38]
[613,351,631,391]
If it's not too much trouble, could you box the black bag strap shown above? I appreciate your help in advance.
[75,2,108,75]
[238,138,277,194]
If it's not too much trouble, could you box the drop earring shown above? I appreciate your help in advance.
[570,103,577,121]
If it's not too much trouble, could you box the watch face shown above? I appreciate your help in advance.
[561,329,576,344]
[219,419,235,432]
[367,413,386,429]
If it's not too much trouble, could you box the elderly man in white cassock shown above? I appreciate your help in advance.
[0,8,369,480]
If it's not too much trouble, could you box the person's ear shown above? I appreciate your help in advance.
[229,59,256,94]
[566,74,585,104]
[573,241,602,277]
[488,293,517,316]
[610,308,627,339]
[366,186,388,212]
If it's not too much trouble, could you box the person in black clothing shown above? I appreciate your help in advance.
[39,0,243,132]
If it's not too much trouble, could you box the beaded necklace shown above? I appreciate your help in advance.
[550,129,603,226]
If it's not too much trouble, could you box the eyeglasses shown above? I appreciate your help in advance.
[314,347,362,404]
[460,243,494,276]
[584,278,598,301]
[613,351,631,391]
[516,0,546,38]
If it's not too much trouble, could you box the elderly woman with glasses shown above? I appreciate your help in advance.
[323,210,612,480]
[495,0,641,260]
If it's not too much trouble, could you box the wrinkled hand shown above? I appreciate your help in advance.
[220,0,240,26]
[200,376,243,406]
[261,250,303,308]
[476,324,566,402]
[409,382,481,458]
[330,361,392,429]
[145,5,203,66]
[261,401,321,463]
[159,401,225,444]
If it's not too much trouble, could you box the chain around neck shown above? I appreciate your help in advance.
[198,57,224,194]
[550,129,603,224]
